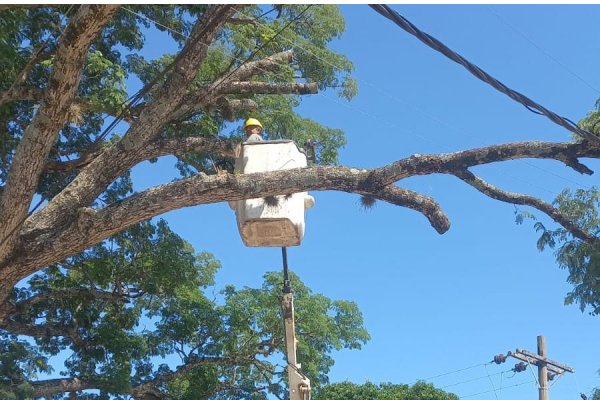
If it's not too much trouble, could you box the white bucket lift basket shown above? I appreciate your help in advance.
[230,140,314,247]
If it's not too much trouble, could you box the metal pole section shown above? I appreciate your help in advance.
[538,335,548,400]
[282,247,291,294]
[280,247,311,400]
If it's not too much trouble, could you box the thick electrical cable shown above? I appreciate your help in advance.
[369,4,600,145]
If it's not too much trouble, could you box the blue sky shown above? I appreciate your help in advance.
[128,5,600,399]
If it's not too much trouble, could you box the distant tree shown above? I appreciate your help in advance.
[314,381,459,400]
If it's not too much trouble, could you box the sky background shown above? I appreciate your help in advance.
[127,4,600,400]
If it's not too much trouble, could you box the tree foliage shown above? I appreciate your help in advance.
[314,381,458,400]
[520,187,600,314]
[1,218,370,399]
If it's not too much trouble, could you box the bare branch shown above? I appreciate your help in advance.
[216,81,319,95]
[31,378,99,398]
[215,97,258,120]
[19,6,240,248]
[454,168,598,244]
[228,17,258,25]
[223,50,293,82]
[0,5,120,260]
[3,139,600,319]
[366,140,599,187]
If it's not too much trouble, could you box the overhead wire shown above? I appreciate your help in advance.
[421,361,493,382]
[483,364,500,400]
[460,379,536,399]
[437,369,510,390]
[369,4,600,145]
[486,6,600,95]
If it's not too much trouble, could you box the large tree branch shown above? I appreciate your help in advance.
[221,50,293,82]
[172,82,317,121]
[454,169,598,244]
[2,139,600,318]
[0,5,120,260]
[19,6,239,249]
[29,354,260,398]
[31,378,100,398]
[366,140,599,187]
[10,166,448,280]
[0,319,87,348]
[216,81,319,95]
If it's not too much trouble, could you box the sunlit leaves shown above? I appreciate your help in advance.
[524,187,600,314]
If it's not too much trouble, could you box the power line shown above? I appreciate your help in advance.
[369,4,600,145]
[483,364,500,400]
[422,362,492,382]
[486,6,600,95]
[460,379,536,399]
[438,369,509,390]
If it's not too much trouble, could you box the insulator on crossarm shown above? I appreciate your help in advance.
[493,354,507,364]
[513,362,527,373]
[547,372,556,381]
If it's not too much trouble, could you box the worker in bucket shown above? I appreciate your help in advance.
[244,118,264,142]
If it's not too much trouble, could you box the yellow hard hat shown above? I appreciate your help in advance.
[244,118,263,130]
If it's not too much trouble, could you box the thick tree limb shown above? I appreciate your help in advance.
[174,81,316,120]
[29,354,259,398]
[216,81,319,95]
[21,6,239,249]
[222,51,293,82]
[0,319,87,348]
[3,139,600,319]
[8,167,447,282]
[365,140,599,187]
[0,5,120,261]
[31,378,100,398]
[215,97,258,120]
[454,169,598,244]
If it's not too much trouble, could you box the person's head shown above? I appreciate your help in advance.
[244,118,263,137]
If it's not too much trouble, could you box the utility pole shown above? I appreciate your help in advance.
[505,335,574,400]
[538,336,548,400]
